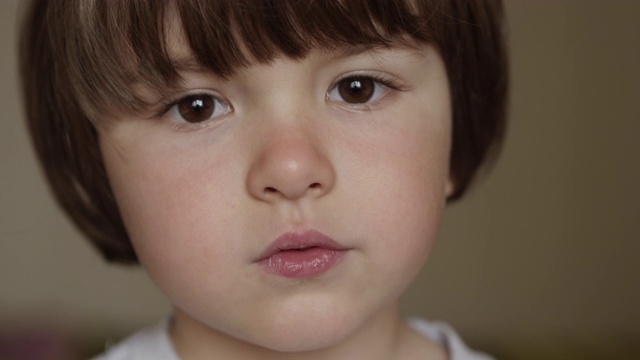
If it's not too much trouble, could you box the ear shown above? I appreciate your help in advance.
[445,175,455,199]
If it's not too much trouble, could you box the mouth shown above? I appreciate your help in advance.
[256,230,351,279]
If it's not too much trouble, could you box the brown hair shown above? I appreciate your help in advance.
[19,0,508,264]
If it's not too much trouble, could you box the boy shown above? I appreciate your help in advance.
[19,0,508,359]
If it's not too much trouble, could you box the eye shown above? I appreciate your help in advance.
[167,92,232,124]
[327,75,399,106]
[334,77,376,104]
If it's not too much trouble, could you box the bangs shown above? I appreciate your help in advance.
[53,0,442,120]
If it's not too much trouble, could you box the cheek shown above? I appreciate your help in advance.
[99,137,244,282]
[376,145,448,271]
[337,106,451,281]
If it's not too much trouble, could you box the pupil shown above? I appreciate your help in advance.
[338,77,374,104]
[178,95,215,123]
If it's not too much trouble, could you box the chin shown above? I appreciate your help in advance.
[247,299,360,353]
[256,320,355,353]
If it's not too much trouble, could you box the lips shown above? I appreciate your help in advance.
[256,230,351,279]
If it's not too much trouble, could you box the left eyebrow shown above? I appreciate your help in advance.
[326,41,427,60]
[170,56,208,74]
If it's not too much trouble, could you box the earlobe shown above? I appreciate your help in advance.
[445,177,455,198]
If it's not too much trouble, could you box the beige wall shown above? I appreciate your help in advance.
[1,1,639,358]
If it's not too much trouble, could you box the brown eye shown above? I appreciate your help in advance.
[337,77,375,104]
[176,94,216,123]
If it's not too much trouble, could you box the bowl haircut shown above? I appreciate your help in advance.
[19,0,508,264]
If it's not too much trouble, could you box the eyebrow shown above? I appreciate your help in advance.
[169,41,426,74]
[170,56,209,74]
[169,47,375,69]
[322,41,429,63]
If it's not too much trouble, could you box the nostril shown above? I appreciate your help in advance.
[263,183,321,197]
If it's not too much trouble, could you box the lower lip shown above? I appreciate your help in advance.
[259,247,348,279]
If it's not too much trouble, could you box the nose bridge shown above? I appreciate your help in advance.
[246,117,335,202]
[243,57,336,202]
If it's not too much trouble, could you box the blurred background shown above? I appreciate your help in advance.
[1,1,639,359]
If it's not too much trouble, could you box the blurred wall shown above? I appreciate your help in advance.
[403,1,640,358]
[1,1,639,359]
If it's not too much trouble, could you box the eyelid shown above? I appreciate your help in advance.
[151,89,233,131]
[331,71,408,92]
[326,71,409,110]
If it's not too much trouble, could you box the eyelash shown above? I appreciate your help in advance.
[151,72,407,131]
[153,90,232,132]
[326,72,408,111]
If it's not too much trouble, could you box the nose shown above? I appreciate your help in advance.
[246,130,335,202]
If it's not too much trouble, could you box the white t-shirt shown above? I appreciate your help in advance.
[92,317,494,360]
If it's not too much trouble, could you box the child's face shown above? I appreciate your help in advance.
[98,32,452,351]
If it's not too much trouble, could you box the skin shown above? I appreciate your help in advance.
[98,33,453,359]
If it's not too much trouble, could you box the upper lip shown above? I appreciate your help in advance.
[255,229,351,262]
